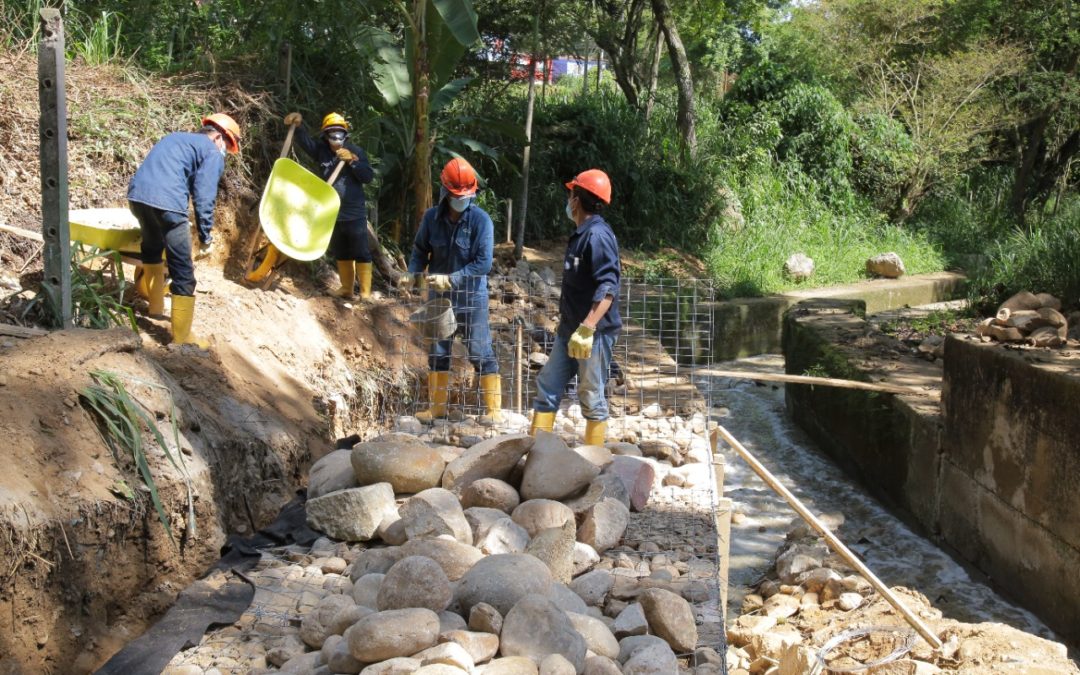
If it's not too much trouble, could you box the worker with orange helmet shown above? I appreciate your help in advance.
[530,169,622,445]
[283,111,375,299]
[401,157,501,425]
[127,112,241,347]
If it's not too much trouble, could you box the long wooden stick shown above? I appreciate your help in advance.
[692,368,927,396]
[715,424,943,649]
[0,224,45,243]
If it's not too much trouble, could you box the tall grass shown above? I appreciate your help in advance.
[69,9,125,65]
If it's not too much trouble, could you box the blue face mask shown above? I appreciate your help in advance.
[449,196,471,213]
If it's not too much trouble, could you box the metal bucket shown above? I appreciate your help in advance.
[410,297,457,340]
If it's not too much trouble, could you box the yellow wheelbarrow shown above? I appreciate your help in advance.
[67,207,157,297]
[245,124,344,283]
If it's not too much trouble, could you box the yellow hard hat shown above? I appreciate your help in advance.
[321,112,349,132]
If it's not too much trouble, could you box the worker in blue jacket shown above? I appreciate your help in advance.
[401,157,501,425]
[530,169,622,445]
[284,111,375,299]
[127,112,241,347]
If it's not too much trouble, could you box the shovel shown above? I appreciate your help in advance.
[245,124,345,283]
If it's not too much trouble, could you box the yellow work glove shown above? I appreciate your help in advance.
[398,273,415,290]
[283,112,302,126]
[429,274,452,291]
[568,324,595,359]
[335,148,357,162]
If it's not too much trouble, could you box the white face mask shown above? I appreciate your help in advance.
[565,199,576,223]
[449,196,471,213]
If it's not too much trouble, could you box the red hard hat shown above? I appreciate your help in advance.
[441,157,478,198]
[565,169,611,204]
[202,113,241,154]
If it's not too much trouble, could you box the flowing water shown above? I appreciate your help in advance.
[703,355,1058,642]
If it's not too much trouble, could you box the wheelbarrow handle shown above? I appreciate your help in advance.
[327,160,346,185]
[280,124,298,159]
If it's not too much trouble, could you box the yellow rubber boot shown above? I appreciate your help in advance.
[334,260,356,299]
[530,410,556,436]
[584,419,607,445]
[356,262,373,299]
[145,263,166,317]
[134,265,149,299]
[246,245,282,283]
[170,295,208,348]
[479,373,504,426]
[416,371,449,423]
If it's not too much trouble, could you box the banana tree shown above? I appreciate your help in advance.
[362,0,482,241]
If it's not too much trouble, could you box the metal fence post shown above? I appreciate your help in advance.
[39,8,71,328]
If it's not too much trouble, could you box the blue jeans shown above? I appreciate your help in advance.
[429,289,498,375]
[130,200,196,296]
[533,332,616,421]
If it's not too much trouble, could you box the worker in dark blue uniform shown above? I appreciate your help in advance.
[284,111,375,299]
[530,169,622,445]
[401,157,501,425]
[127,112,241,347]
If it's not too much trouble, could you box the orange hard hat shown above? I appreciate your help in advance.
[441,157,478,198]
[565,169,611,204]
[202,113,241,154]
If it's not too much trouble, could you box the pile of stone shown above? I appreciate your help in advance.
[975,291,1077,348]
[256,429,722,674]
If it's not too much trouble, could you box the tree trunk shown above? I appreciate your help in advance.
[412,0,432,236]
[582,51,589,95]
[516,56,538,260]
[596,51,602,89]
[541,54,548,104]
[644,20,663,121]
[650,0,695,155]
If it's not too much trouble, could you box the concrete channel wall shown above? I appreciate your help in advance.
[781,300,1080,645]
[708,272,964,361]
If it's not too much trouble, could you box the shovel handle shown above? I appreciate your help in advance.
[327,160,346,185]
[280,124,297,159]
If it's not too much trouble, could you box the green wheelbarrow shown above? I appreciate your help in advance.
[246,125,344,282]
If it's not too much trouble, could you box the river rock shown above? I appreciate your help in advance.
[400,488,473,544]
[574,444,613,468]
[439,611,468,633]
[500,594,587,671]
[578,498,629,553]
[468,602,503,635]
[763,593,800,619]
[613,603,648,638]
[622,640,677,674]
[306,483,396,542]
[465,506,512,543]
[796,567,841,593]
[511,500,575,538]
[330,603,372,635]
[360,657,422,674]
[520,431,600,500]
[549,582,588,615]
[573,542,600,576]
[616,635,669,663]
[413,642,474,672]
[308,449,358,499]
[602,457,654,511]
[351,438,446,494]
[567,612,619,659]
[461,478,521,513]
[377,556,452,612]
[838,592,864,611]
[442,434,534,493]
[562,474,630,515]
[455,554,554,616]
[776,543,827,584]
[570,569,614,607]
[345,608,439,662]
[377,512,408,546]
[784,253,814,282]
[606,442,642,457]
[638,439,679,463]
[351,573,384,608]
[866,252,906,278]
[323,634,364,673]
[301,594,356,648]
[480,657,540,674]
[439,630,500,665]
[401,538,484,582]
[666,464,711,489]
[477,517,531,555]
[584,654,622,675]
[525,521,576,583]
[350,547,406,581]
[638,588,697,653]
[539,653,576,675]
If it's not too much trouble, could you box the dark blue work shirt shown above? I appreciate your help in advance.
[127,131,225,244]
[558,214,622,339]
[294,126,374,222]
[408,200,494,313]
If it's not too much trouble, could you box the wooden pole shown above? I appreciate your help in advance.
[515,322,524,413]
[667,368,927,396]
[505,198,513,244]
[714,424,943,649]
[38,9,71,328]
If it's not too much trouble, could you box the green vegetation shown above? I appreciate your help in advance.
[2,0,1076,304]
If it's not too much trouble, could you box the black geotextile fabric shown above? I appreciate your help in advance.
[96,492,318,675]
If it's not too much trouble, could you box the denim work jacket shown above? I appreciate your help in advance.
[408,200,494,314]
[293,126,374,222]
[127,131,225,244]
[558,214,622,339]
